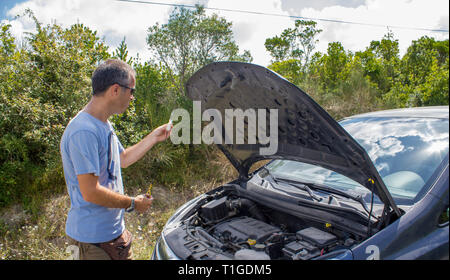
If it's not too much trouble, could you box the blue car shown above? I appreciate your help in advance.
[152,62,449,260]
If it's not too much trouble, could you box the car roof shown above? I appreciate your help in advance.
[345,106,449,120]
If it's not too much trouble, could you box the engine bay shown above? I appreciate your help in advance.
[172,187,366,260]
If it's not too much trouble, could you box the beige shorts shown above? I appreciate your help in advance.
[68,236,112,260]
[67,230,133,260]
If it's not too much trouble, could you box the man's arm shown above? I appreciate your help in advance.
[77,173,152,212]
[77,173,131,208]
[120,123,171,168]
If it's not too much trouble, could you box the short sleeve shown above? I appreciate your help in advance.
[118,139,124,154]
[68,130,101,176]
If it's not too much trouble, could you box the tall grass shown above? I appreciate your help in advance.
[0,148,234,260]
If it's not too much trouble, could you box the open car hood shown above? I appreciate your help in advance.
[186,62,401,216]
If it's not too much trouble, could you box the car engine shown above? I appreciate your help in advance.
[178,191,361,260]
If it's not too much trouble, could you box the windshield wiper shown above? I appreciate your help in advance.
[271,176,379,221]
[259,167,323,202]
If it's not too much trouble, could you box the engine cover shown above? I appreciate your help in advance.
[212,216,280,243]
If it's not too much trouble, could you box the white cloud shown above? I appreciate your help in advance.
[205,0,293,66]
[2,0,295,66]
[3,0,181,62]
[299,0,449,56]
[1,0,449,67]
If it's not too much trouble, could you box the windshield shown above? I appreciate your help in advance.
[266,116,449,205]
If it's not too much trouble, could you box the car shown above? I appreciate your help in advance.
[151,61,449,260]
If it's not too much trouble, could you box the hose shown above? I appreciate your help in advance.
[235,198,267,223]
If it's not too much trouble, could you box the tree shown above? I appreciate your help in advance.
[419,57,449,106]
[265,20,322,70]
[147,5,252,97]
[355,30,401,94]
[268,59,302,85]
[316,42,351,94]
[112,37,134,65]
[384,36,449,107]
[0,23,17,95]
[264,31,291,62]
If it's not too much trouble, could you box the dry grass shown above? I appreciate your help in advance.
[0,195,70,259]
[0,183,224,260]
[0,150,235,260]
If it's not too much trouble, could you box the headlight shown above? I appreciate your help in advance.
[166,194,206,225]
[152,233,180,260]
[151,194,207,260]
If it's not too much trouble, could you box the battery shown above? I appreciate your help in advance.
[282,240,319,260]
[296,227,337,248]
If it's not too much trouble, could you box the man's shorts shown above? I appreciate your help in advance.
[67,230,133,260]
[67,236,112,260]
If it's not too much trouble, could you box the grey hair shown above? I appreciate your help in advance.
[91,59,136,95]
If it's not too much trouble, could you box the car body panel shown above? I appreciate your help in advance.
[151,62,448,260]
[348,106,449,119]
[151,157,448,260]
[186,61,400,216]
[350,163,448,260]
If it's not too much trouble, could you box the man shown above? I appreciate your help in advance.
[60,59,172,260]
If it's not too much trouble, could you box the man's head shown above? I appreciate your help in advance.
[91,59,136,114]
[92,59,136,95]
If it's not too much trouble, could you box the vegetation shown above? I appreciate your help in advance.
[266,22,448,119]
[147,5,252,97]
[0,7,448,259]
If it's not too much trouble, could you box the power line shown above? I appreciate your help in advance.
[115,0,449,33]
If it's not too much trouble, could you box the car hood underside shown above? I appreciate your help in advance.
[185,61,401,216]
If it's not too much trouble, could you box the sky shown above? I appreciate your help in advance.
[0,0,448,67]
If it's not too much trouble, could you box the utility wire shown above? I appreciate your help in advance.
[115,0,449,33]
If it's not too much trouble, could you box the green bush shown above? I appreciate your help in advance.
[1,12,448,215]
[0,16,109,210]
[0,16,217,211]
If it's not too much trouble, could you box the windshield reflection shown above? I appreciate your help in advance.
[267,117,449,205]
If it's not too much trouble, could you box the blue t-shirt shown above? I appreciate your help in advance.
[60,111,125,243]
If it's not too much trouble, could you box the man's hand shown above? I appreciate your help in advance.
[120,122,173,168]
[135,194,153,213]
[150,123,173,143]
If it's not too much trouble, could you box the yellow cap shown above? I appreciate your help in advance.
[247,239,257,246]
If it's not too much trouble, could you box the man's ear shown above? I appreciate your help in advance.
[107,84,120,98]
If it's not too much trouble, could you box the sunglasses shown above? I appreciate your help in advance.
[117,83,136,95]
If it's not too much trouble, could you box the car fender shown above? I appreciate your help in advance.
[351,165,448,260]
